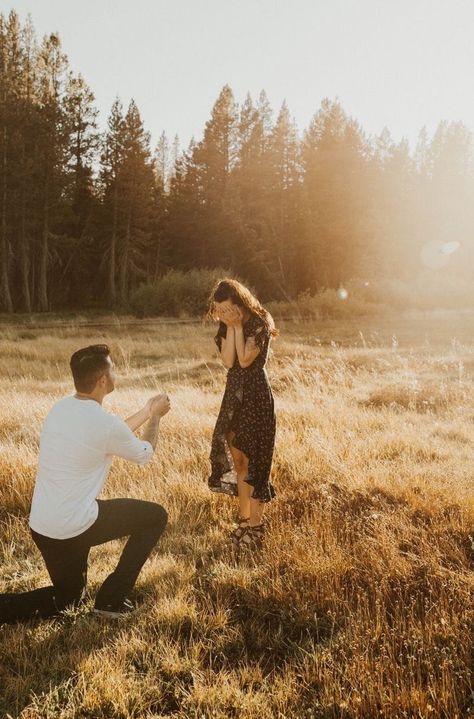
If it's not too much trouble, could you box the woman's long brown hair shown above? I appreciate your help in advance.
[207,279,279,338]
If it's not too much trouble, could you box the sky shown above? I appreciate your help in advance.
[4,0,474,152]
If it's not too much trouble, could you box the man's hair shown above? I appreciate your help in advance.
[70,344,111,393]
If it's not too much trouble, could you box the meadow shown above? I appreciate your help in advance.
[0,311,473,719]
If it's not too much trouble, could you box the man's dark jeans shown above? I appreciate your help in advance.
[0,498,167,623]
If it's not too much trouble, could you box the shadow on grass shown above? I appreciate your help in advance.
[0,605,128,717]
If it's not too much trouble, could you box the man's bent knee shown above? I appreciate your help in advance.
[153,504,168,529]
[142,503,168,533]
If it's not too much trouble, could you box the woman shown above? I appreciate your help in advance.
[207,279,278,548]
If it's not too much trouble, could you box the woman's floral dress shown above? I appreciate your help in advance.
[208,313,276,503]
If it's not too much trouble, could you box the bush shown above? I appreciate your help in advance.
[267,286,385,321]
[267,274,474,320]
[131,270,474,319]
[364,274,474,311]
[129,268,243,318]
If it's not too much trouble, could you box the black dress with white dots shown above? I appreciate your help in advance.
[208,313,276,503]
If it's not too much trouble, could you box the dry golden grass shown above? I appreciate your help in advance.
[0,312,473,718]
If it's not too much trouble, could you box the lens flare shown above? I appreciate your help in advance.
[420,241,459,270]
[439,241,461,255]
[337,288,348,300]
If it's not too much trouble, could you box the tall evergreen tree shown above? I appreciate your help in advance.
[267,102,302,294]
[302,98,371,288]
[193,85,239,266]
[15,14,38,311]
[35,32,69,311]
[151,131,171,279]
[0,11,22,311]
[1,12,473,312]
[60,73,99,305]
[165,138,204,270]
[427,121,474,275]
[117,99,154,303]
[100,98,125,305]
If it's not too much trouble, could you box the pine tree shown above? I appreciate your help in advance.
[64,74,98,215]
[0,11,21,312]
[100,98,125,305]
[369,131,417,276]
[151,131,171,279]
[302,98,371,288]
[427,121,474,275]
[117,99,154,304]
[198,84,238,206]
[35,32,69,311]
[192,85,239,266]
[165,138,203,270]
[232,91,276,294]
[267,101,302,294]
[236,93,260,218]
[16,14,38,311]
[61,72,99,305]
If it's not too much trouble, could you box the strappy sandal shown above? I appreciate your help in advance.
[229,517,250,548]
[238,523,265,550]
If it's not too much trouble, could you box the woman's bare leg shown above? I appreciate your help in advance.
[249,498,265,527]
[226,432,265,527]
[226,431,251,521]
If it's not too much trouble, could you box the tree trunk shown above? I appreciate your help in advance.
[153,236,161,283]
[108,182,118,306]
[38,175,49,312]
[119,238,128,305]
[0,122,13,312]
[19,189,31,312]
[19,141,31,312]
[119,206,130,305]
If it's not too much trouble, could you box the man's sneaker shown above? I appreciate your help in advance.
[93,597,135,618]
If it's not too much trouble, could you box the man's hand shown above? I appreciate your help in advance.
[143,394,169,450]
[147,393,171,418]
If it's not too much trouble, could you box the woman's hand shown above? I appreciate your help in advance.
[231,307,244,327]
[218,305,242,327]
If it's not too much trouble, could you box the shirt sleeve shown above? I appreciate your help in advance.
[105,417,154,465]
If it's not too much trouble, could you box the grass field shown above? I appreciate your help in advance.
[0,312,473,719]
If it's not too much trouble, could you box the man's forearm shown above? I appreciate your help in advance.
[143,415,161,451]
[125,407,149,432]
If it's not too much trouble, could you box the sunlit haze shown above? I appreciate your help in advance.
[7,0,474,148]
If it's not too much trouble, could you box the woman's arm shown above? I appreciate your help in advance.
[220,326,236,368]
[234,324,261,368]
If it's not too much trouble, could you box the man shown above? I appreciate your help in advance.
[0,343,170,622]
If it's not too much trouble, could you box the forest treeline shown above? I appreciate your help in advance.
[1,10,473,313]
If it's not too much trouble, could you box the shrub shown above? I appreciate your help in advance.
[267,274,474,320]
[364,273,474,311]
[267,286,385,321]
[129,268,244,318]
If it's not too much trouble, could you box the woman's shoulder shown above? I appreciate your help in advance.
[249,311,271,331]
[245,313,264,331]
[246,313,271,349]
